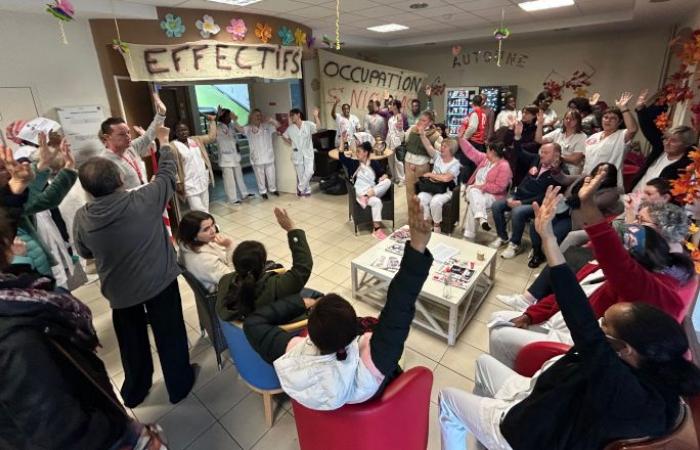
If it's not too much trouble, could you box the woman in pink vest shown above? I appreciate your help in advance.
[459,138,512,240]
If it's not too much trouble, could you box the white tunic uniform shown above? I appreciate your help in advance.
[216,123,241,168]
[244,123,276,166]
[173,139,209,196]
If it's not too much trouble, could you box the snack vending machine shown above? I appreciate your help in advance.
[479,85,518,115]
[444,86,479,137]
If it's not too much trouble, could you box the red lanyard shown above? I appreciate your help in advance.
[117,150,145,185]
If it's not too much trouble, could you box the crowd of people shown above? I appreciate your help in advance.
[1,82,700,450]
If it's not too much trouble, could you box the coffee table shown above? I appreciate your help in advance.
[351,226,497,345]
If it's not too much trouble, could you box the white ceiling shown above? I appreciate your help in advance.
[2,0,698,47]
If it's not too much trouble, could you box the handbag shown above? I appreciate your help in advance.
[394,144,407,162]
[415,176,454,195]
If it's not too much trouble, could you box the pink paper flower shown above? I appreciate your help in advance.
[226,18,247,41]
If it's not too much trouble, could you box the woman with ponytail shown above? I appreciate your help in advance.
[243,196,434,410]
[439,185,700,450]
[216,208,313,322]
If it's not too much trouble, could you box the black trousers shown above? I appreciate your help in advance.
[112,279,193,406]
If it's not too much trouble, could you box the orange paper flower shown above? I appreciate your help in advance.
[255,22,272,43]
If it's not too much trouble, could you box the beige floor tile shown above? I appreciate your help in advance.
[439,341,483,380]
[318,263,351,285]
[158,396,216,450]
[250,412,300,450]
[194,365,251,418]
[405,327,449,364]
[220,391,287,449]
[430,364,475,405]
[457,320,490,353]
[185,423,242,450]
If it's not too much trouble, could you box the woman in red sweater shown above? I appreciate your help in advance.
[488,168,696,367]
[459,138,512,240]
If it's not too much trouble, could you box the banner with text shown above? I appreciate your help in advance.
[122,40,303,82]
[318,50,427,129]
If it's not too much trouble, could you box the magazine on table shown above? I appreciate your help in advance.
[432,258,476,289]
[385,242,405,256]
[388,228,411,244]
[371,255,401,272]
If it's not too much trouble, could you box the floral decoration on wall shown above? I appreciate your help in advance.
[255,22,272,43]
[657,29,700,131]
[294,28,307,47]
[226,18,247,41]
[160,13,185,38]
[195,14,220,38]
[278,26,294,45]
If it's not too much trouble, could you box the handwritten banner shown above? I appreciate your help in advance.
[318,50,427,127]
[122,40,303,82]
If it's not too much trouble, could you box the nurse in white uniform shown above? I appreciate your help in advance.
[217,108,251,204]
[281,108,321,197]
[233,109,280,199]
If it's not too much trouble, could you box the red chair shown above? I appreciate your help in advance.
[513,341,571,377]
[291,366,433,450]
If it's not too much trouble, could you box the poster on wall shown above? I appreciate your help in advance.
[317,50,427,129]
[121,40,303,82]
[56,105,105,152]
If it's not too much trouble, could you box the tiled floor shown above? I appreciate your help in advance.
[72,179,537,450]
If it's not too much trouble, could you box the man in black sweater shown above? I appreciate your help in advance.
[489,142,562,259]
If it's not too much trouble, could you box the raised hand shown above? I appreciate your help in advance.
[2,145,34,193]
[153,92,167,116]
[37,132,53,171]
[312,107,320,118]
[407,195,432,253]
[133,125,147,137]
[536,110,545,125]
[578,165,608,204]
[60,138,75,170]
[514,120,523,138]
[206,114,216,122]
[635,89,648,109]
[425,84,432,97]
[383,89,390,100]
[156,126,170,144]
[274,207,295,232]
[533,185,562,240]
[589,92,600,106]
[615,91,633,109]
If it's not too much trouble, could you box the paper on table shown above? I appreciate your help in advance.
[430,243,460,263]
[487,318,516,329]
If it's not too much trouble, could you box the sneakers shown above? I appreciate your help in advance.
[488,237,508,248]
[496,293,533,311]
[479,218,491,232]
[373,228,388,240]
[500,242,522,259]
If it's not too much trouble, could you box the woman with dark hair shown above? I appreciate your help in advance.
[526,162,622,268]
[216,108,252,204]
[216,207,313,322]
[459,139,512,241]
[177,211,234,292]
[169,116,217,211]
[583,92,638,186]
[243,196,433,410]
[533,90,557,133]
[535,109,587,175]
[439,184,700,450]
[511,105,542,185]
[568,96,599,135]
[460,94,488,151]
[490,170,696,368]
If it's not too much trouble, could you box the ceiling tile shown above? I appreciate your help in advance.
[352,4,409,18]
[336,0,383,13]
[252,0,310,13]
[288,4,335,18]
[575,0,635,15]
[414,4,465,18]
[457,0,513,12]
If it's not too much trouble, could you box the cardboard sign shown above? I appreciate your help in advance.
[122,40,303,82]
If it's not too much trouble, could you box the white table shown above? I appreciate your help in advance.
[351,227,497,346]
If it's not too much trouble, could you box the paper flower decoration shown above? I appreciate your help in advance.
[160,13,185,38]
[255,22,272,44]
[195,15,220,38]
[226,18,247,41]
[294,28,307,47]
[46,0,74,44]
[493,27,510,41]
[278,26,294,45]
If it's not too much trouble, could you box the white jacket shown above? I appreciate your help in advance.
[274,336,383,411]
[178,242,234,292]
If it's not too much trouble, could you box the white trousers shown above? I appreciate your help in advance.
[187,189,210,212]
[417,191,453,224]
[221,166,248,202]
[358,178,391,222]
[488,310,570,368]
[294,157,315,195]
[252,163,277,194]
[463,188,496,238]
[439,355,520,450]
[388,153,405,183]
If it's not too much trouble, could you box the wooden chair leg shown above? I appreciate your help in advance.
[263,392,274,428]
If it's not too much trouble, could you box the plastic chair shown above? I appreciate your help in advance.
[180,268,227,371]
[345,176,395,235]
[291,366,433,450]
[218,318,307,427]
[514,342,700,449]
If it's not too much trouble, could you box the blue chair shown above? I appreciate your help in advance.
[218,318,307,427]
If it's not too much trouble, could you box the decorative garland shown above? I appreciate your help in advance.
[656,29,700,131]
[493,9,510,67]
[46,0,74,45]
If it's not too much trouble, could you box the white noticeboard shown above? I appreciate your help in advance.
[56,105,105,152]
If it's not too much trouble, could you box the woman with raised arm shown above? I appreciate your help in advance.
[243,196,433,410]
[439,183,700,450]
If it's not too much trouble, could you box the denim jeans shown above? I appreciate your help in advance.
[528,213,572,254]
[491,200,535,245]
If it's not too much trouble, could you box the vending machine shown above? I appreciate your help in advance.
[444,86,479,137]
[479,85,518,115]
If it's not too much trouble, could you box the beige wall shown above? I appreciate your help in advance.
[347,27,673,123]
